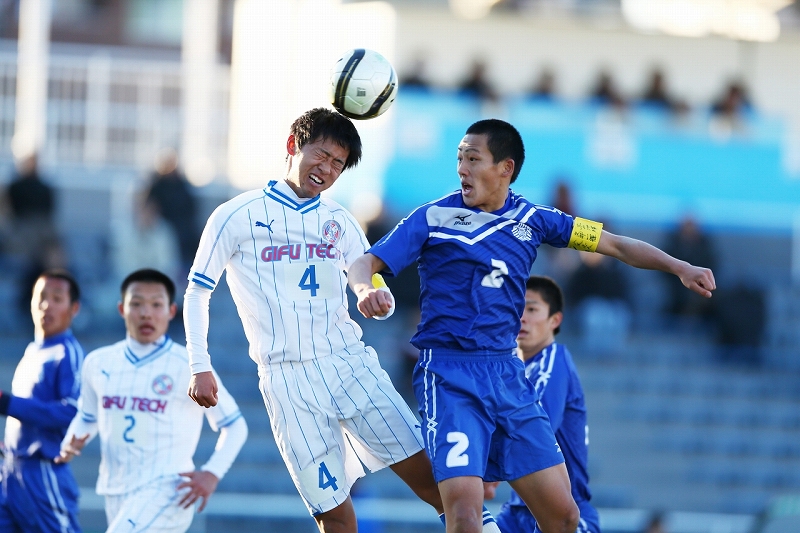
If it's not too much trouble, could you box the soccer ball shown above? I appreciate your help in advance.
[329,48,398,120]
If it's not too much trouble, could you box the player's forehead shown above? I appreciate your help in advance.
[458,134,490,155]
[524,290,547,306]
[125,281,170,300]
[34,276,70,296]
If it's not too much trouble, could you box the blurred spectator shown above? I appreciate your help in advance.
[589,69,626,108]
[565,249,632,355]
[639,67,689,114]
[144,148,200,276]
[711,80,752,117]
[661,215,717,326]
[457,58,499,101]
[0,153,66,314]
[528,67,557,101]
[712,281,765,367]
[401,55,431,90]
[551,178,575,216]
[643,511,667,533]
[111,195,181,282]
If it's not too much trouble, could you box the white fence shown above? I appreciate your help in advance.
[0,41,230,178]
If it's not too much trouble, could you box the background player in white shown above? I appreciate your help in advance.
[0,269,84,533]
[348,118,715,533]
[486,276,600,533]
[56,268,247,533]
[184,108,485,533]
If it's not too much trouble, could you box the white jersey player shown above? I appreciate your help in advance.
[184,108,483,533]
[58,269,247,533]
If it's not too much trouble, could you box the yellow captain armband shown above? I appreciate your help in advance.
[371,273,388,289]
[567,217,603,252]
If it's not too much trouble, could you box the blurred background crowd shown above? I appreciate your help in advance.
[1,0,800,532]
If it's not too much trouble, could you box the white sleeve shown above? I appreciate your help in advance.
[184,283,213,375]
[200,416,248,480]
[61,416,99,449]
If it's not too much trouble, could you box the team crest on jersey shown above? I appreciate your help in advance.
[152,374,174,395]
[322,220,342,245]
[512,223,532,242]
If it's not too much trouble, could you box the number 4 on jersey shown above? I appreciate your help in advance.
[299,265,320,296]
[318,461,339,491]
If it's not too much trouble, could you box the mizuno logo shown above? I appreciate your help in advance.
[255,220,275,233]
[454,213,472,226]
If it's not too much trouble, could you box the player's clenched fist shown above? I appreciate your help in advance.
[188,371,218,408]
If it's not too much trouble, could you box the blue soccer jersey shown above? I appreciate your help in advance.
[3,329,85,460]
[1,328,85,533]
[503,342,599,532]
[369,190,574,352]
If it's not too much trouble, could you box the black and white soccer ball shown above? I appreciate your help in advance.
[329,48,398,120]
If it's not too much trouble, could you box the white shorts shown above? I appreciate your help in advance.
[104,475,194,533]
[258,343,424,516]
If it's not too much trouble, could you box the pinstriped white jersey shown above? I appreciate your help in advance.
[187,180,370,368]
[76,337,242,495]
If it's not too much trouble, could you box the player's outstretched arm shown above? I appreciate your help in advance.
[188,371,219,408]
[177,470,219,512]
[348,253,394,319]
[596,230,716,297]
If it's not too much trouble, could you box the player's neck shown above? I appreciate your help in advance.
[521,338,555,361]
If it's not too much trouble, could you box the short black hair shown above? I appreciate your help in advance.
[465,119,525,183]
[38,269,81,303]
[526,276,564,335]
[290,108,362,171]
[120,269,176,304]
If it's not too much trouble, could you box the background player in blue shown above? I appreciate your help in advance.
[494,276,600,533]
[0,269,84,533]
[348,118,716,533]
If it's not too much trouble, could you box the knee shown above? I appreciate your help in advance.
[558,503,580,533]
[447,505,484,533]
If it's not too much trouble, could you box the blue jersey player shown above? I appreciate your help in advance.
[0,269,84,533]
[495,276,600,533]
[348,118,716,533]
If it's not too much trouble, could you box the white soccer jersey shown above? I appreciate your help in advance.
[187,179,370,371]
[73,336,242,495]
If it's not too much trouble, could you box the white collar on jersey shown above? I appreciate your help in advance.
[125,334,168,358]
[267,180,321,213]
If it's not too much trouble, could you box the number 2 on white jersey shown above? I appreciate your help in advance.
[481,259,508,288]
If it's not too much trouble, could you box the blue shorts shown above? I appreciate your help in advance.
[497,500,600,533]
[0,457,81,533]
[413,349,564,483]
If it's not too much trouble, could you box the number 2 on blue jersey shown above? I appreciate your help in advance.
[318,461,339,491]
[298,265,320,296]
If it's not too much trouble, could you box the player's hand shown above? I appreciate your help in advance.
[355,287,394,319]
[679,265,716,298]
[55,433,90,464]
[188,371,218,408]
[177,470,219,512]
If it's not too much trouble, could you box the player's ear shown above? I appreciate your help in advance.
[117,301,124,318]
[549,311,563,331]
[500,158,514,180]
[286,134,297,156]
[168,302,177,321]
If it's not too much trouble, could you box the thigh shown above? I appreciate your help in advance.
[508,463,575,531]
[106,476,193,533]
[258,361,352,516]
[337,346,424,470]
